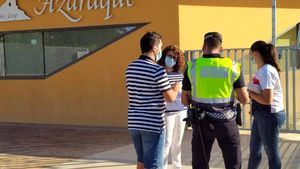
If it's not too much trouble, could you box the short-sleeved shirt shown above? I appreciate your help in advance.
[126,55,171,133]
[182,54,245,120]
[252,64,284,113]
[165,72,187,113]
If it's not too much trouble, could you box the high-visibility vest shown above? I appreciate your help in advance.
[187,57,241,105]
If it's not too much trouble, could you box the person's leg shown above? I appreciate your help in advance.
[258,111,285,169]
[141,129,165,169]
[171,111,187,169]
[164,114,176,169]
[268,110,285,168]
[192,121,214,169]
[247,118,263,169]
[129,130,144,169]
[216,120,241,169]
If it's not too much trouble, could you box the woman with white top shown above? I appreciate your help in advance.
[158,45,187,169]
[247,41,285,169]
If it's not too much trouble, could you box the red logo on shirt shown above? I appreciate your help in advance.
[252,77,260,85]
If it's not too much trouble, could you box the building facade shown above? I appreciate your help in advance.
[0,0,299,127]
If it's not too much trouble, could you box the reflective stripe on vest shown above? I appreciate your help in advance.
[187,57,241,104]
[191,97,234,104]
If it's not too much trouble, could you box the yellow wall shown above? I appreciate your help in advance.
[0,0,180,127]
[277,26,297,46]
[178,0,300,49]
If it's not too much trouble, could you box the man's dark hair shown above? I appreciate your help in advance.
[140,31,162,53]
[203,32,222,50]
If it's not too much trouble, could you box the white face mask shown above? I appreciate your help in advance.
[165,56,176,68]
[155,41,162,62]
[155,50,162,62]
[250,51,256,64]
[250,56,256,64]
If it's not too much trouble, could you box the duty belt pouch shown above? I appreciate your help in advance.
[191,108,201,124]
[187,107,205,125]
[184,107,199,126]
[236,103,242,126]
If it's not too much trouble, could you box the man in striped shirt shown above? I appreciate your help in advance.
[125,32,181,169]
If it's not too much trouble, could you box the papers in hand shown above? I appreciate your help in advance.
[247,83,262,94]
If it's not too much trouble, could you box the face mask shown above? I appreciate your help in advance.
[250,56,256,64]
[165,56,176,68]
[155,50,162,62]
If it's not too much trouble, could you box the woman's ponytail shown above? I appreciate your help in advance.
[265,43,281,72]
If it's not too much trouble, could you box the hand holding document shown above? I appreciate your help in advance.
[247,83,262,94]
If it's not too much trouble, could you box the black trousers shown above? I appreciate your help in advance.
[192,118,241,169]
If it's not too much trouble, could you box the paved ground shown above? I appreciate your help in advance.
[0,123,131,169]
[0,123,299,169]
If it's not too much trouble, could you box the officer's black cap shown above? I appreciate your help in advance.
[204,32,223,43]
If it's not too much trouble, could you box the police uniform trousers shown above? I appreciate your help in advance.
[191,117,241,169]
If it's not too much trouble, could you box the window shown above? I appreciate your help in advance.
[0,24,144,79]
[43,26,137,75]
[4,32,44,76]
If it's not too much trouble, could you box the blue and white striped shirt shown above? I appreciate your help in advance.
[125,55,171,133]
[165,72,187,113]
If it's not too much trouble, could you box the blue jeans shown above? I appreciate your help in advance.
[248,110,285,169]
[129,129,165,169]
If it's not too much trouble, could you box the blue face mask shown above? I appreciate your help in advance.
[155,50,162,62]
[165,56,176,68]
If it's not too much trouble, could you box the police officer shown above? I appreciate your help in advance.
[181,32,249,169]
